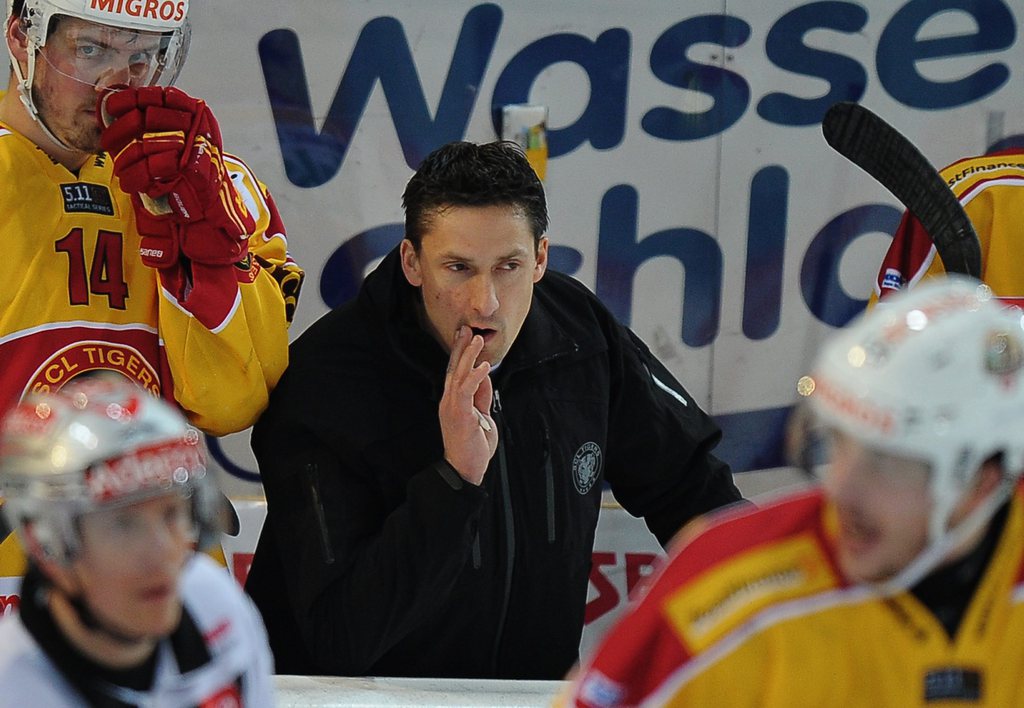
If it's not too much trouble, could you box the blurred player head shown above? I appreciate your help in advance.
[399,141,550,365]
[0,374,222,656]
[790,275,1024,591]
[4,0,190,152]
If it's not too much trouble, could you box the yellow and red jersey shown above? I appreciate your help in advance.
[563,485,1024,707]
[0,123,302,583]
[870,149,1024,308]
[0,123,300,435]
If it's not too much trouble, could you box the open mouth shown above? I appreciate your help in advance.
[838,515,880,555]
[470,327,497,341]
[139,582,175,603]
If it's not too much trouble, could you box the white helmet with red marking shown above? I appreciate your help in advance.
[5,0,191,145]
[0,374,221,564]
[795,275,1024,588]
[16,0,188,33]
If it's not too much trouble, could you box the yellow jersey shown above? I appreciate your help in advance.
[563,485,1024,707]
[0,122,302,583]
[871,149,1024,307]
[0,123,300,435]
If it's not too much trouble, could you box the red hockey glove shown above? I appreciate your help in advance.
[100,86,253,266]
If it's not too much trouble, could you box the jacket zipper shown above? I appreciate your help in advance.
[490,389,516,675]
[543,423,556,543]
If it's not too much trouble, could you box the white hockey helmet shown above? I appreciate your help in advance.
[6,0,191,145]
[794,275,1024,584]
[11,0,189,35]
[0,374,221,565]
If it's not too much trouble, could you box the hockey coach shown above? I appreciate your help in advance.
[246,140,742,679]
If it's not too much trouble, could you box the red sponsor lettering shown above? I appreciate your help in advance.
[585,552,666,624]
[85,439,203,502]
[90,0,119,13]
[625,552,660,597]
[90,0,184,22]
[2,405,52,437]
[0,594,20,616]
[199,682,242,708]
[585,552,620,624]
[204,619,231,646]
[815,377,894,434]
[878,290,980,346]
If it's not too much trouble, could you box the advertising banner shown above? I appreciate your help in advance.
[180,0,1023,491]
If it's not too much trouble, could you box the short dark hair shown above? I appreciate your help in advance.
[402,140,549,250]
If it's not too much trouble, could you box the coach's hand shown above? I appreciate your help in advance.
[439,326,498,485]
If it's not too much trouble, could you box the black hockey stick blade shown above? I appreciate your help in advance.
[822,101,982,278]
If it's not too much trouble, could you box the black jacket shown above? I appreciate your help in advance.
[245,247,740,679]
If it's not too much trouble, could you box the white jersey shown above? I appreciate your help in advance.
[0,555,275,707]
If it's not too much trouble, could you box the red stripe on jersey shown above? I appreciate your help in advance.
[643,489,832,601]
[958,174,1024,204]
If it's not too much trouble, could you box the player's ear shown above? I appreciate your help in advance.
[5,14,29,65]
[954,456,1007,523]
[533,237,549,283]
[22,524,78,595]
[400,239,423,287]
[35,552,77,594]
[973,457,1005,499]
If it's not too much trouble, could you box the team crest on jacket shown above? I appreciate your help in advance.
[572,442,602,494]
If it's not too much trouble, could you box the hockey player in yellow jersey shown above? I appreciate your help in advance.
[563,276,1024,707]
[870,148,1024,307]
[0,0,302,583]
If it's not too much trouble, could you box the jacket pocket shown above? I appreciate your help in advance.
[303,462,335,565]
[543,424,556,544]
[537,399,605,563]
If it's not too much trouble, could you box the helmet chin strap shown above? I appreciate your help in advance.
[61,588,155,646]
[36,547,155,648]
[17,86,77,154]
[870,477,1013,597]
[12,37,61,146]
[12,43,97,155]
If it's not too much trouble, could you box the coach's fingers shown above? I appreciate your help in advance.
[448,326,487,384]
[445,325,469,379]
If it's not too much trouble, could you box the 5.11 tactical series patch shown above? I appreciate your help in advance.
[60,183,115,216]
[924,667,981,702]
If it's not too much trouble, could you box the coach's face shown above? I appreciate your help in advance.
[401,204,548,367]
